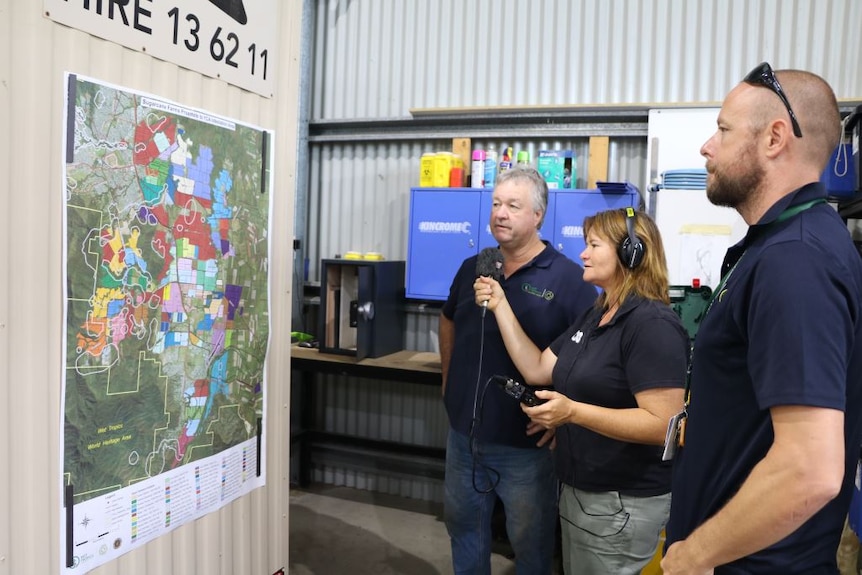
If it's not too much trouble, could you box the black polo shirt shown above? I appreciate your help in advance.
[549,296,689,495]
[666,183,862,573]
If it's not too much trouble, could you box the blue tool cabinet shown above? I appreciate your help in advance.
[406,187,638,300]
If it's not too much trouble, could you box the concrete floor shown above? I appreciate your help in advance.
[288,484,862,574]
[288,485,516,575]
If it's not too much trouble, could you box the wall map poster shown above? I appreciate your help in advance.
[60,74,271,574]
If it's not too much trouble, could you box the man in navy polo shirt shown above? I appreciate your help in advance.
[439,166,595,574]
[663,63,862,574]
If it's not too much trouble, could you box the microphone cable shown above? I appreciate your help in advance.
[468,306,501,494]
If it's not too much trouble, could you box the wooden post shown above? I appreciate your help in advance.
[452,138,472,178]
[587,136,610,189]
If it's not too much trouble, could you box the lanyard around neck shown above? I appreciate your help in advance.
[683,198,826,405]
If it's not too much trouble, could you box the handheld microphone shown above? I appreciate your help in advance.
[476,247,504,316]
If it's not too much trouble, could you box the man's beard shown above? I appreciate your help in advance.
[706,146,764,209]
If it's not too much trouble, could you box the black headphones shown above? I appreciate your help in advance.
[618,207,645,269]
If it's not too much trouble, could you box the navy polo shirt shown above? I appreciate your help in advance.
[666,183,862,573]
[441,242,596,448]
[549,296,689,495]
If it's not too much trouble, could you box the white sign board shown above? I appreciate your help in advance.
[44,0,277,98]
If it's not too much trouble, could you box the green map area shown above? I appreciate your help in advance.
[63,77,270,503]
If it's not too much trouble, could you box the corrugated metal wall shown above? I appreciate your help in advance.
[310,0,861,117]
[297,0,862,503]
[0,1,303,574]
[304,0,862,281]
[304,0,862,277]
[309,373,448,500]
[305,137,645,280]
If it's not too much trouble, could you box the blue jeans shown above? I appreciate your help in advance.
[559,486,671,575]
[444,428,557,575]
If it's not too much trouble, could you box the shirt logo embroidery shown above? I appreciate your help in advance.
[521,283,555,301]
[572,330,583,343]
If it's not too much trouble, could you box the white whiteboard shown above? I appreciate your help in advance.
[646,108,747,288]
[646,108,719,181]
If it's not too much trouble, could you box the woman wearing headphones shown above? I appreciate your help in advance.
[474,207,689,575]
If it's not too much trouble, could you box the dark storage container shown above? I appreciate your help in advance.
[319,259,405,359]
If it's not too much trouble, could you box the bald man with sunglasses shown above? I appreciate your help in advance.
[662,63,862,574]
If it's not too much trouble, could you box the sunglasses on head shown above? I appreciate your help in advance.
[743,62,803,138]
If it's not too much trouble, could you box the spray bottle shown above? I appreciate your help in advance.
[484,144,498,188]
[471,149,486,188]
[499,146,513,173]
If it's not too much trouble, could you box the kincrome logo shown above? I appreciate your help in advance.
[522,283,555,301]
[418,221,472,234]
[560,225,584,238]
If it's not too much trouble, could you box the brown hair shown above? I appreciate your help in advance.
[583,208,670,307]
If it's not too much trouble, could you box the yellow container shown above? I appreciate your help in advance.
[419,153,436,187]
[641,529,665,574]
[432,152,451,188]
